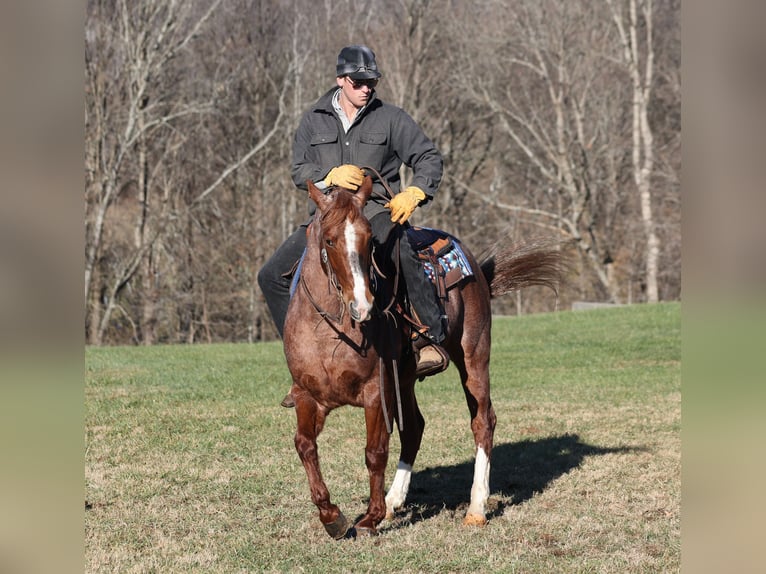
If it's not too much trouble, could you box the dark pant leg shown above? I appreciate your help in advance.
[369,213,446,344]
[257,224,308,338]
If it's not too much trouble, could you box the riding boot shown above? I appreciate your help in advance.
[259,226,307,410]
[398,228,449,379]
[416,344,450,377]
[412,327,450,378]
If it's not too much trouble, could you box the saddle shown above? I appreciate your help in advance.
[406,226,474,303]
[375,226,473,344]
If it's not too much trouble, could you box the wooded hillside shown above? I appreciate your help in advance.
[85,0,680,345]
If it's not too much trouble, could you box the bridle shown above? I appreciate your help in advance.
[300,170,407,434]
[299,205,354,326]
[299,246,345,325]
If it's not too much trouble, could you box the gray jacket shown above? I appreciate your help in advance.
[292,88,443,219]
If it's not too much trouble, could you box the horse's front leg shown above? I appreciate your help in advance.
[353,389,391,536]
[385,373,424,519]
[293,395,349,539]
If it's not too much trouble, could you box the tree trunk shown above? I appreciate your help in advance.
[609,0,660,302]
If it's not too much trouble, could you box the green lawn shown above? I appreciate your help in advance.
[86,302,680,573]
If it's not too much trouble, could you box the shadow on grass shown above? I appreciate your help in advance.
[390,433,643,526]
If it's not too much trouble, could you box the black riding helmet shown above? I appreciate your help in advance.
[336,45,382,80]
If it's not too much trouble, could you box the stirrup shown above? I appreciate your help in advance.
[415,344,449,378]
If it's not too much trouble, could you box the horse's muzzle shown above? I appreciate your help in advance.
[349,299,373,323]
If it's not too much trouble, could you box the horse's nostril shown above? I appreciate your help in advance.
[349,300,372,322]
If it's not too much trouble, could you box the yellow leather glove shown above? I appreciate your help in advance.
[385,186,426,224]
[323,165,364,190]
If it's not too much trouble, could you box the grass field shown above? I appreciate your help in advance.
[85,302,680,573]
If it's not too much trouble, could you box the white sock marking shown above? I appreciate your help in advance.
[385,461,413,513]
[467,446,490,517]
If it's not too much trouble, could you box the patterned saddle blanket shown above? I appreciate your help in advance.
[407,226,474,292]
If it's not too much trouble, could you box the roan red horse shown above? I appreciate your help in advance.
[283,175,564,538]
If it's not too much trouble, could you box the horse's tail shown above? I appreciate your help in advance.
[479,238,569,299]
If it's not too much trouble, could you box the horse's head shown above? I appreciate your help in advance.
[307,176,375,323]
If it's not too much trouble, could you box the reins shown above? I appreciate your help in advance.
[360,165,402,317]
[360,165,397,203]
[299,270,344,325]
[360,165,405,434]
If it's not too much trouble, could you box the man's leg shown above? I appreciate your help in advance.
[257,225,307,407]
[369,214,448,377]
[398,229,450,376]
[257,225,308,338]
[398,234,446,343]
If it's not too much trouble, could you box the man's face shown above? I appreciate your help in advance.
[336,75,377,109]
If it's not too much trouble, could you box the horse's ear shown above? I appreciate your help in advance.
[356,175,373,204]
[307,180,329,211]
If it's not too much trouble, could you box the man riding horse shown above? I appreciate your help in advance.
[258,45,449,407]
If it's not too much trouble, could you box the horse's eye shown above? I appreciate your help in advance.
[325,239,334,248]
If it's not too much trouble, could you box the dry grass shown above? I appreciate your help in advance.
[85,303,680,573]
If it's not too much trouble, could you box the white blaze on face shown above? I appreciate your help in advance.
[345,220,372,318]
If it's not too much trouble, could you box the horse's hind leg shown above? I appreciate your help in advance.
[385,378,424,519]
[455,340,496,526]
[293,397,348,539]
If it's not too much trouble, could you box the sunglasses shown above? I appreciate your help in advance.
[345,76,379,90]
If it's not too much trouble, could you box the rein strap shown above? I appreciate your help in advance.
[299,272,344,324]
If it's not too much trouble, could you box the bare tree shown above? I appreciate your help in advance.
[85,0,293,344]
[86,0,222,343]
[606,0,660,302]
[84,0,679,344]
[453,1,630,301]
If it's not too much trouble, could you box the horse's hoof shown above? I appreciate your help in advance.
[462,513,487,527]
[385,511,395,521]
[323,511,349,539]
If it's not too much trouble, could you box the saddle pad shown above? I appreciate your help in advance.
[408,227,474,289]
[288,249,306,298]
